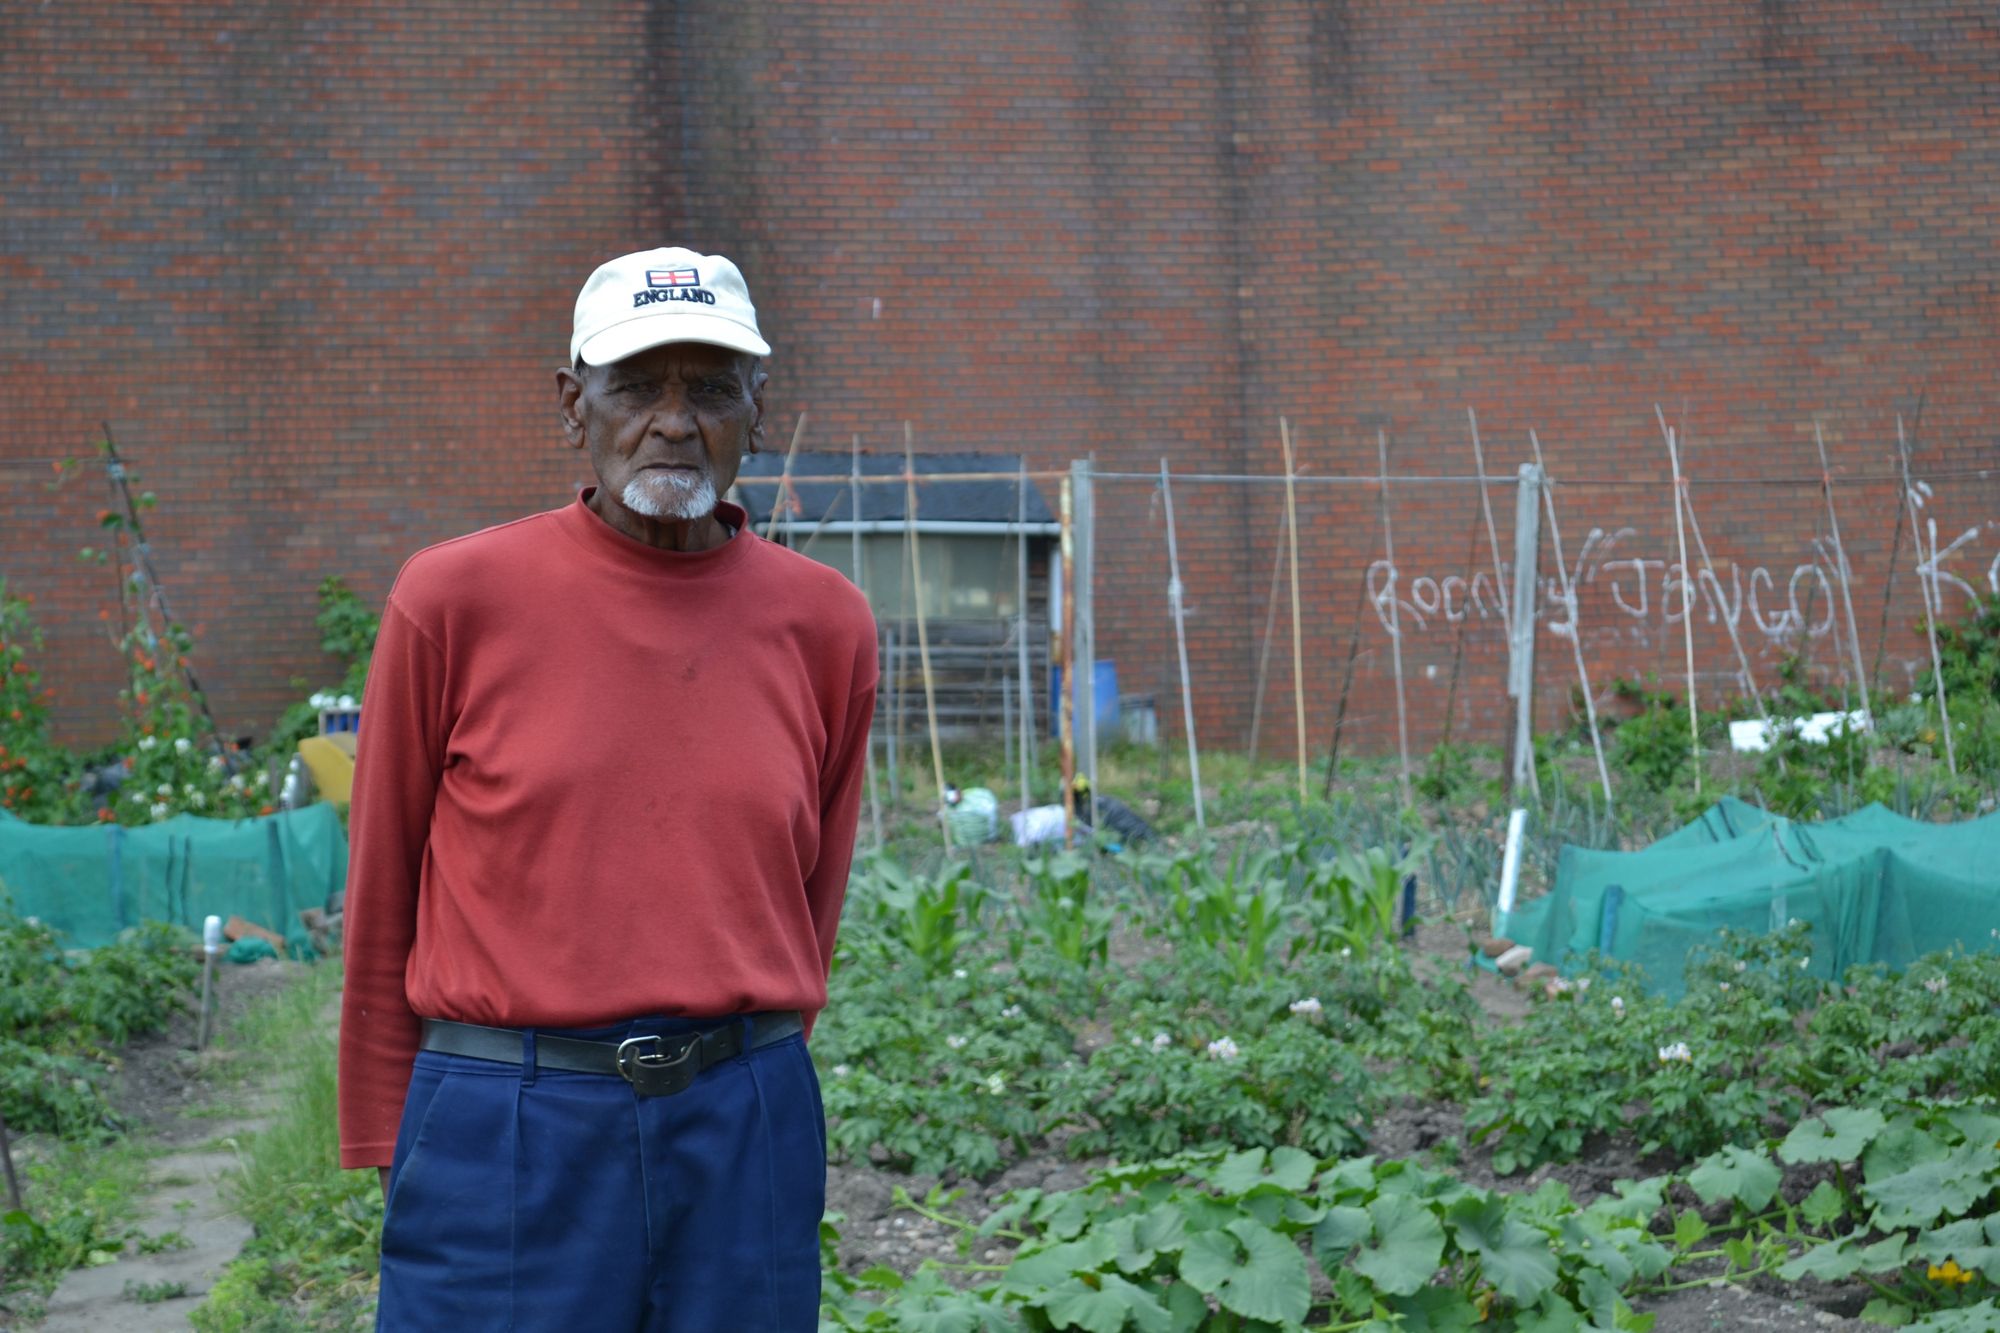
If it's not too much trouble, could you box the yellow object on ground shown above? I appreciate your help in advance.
[296,734,357,804]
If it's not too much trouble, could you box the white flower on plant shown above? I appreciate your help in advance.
[208,755,225,772]
[228,774,245,790]
[174,737,191,755]
[1718,982,1730,992]
[831,1065,851,1079]
[1339,947,1352,958]
[253,770,268,787]
[337,695,356,709]
[1205,1036,1240,1062]
[1611,996,1625,1017]
[128,790,145,804]
[1734,960,1747,973]
[182,783,198,797]
[946,1034,968,1050]
[1000,1004,1024,1020]
[1657,1041,1693,1064]
[137,735,157,751]
[1151,1032,1172,1052]
[1924,976,1949,995]
[953,968,968,980]
[1800,957,1810,970]
[309,692,330,709]
[189,791,206,809]
[149,802,169,820]
[156,783,172,797]
[1288,997,1324,1017]
[1576,977,1592,992]
[984,1073,1006,1096]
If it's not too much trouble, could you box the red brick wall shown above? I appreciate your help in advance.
[4,1,1995,762]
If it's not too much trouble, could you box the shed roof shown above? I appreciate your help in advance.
[731,451,1056,529]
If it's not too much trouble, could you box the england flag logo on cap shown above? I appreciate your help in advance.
[647,268,700,288]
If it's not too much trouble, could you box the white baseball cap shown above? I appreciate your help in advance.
[569,246,772,367]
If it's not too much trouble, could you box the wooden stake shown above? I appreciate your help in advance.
[1159,460,1206,833]
[903,424,951,849]
[1659,407,1703,796]
[766,413,808,539]
[1278,418,1308,800]
[852,437,883,852]
[1897,416,1958,776]
[1245,509,1289,761]
[1528,431,1614,806]
[1058,475,1077,845]
[1815,422,1873,726]
[1376,430,1414,809]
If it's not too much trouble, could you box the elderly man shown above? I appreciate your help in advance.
[338,246,878,1331]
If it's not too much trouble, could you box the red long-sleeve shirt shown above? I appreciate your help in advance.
[336,495,878,1169]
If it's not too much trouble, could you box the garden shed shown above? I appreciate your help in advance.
[730,452,1057,744]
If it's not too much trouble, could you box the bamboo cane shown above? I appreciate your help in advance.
[1320,572,1370,798]
[1897,417,1958,776]
[1815,423,1873,727]
[766,413,807,538]
[1376,430,1414,809]
[1676,470,1783,770]
[1159,460,1206,833]
[903,424,951,849]
[1467,408,1514,634]
[1527,431,1614,805]
[1278,418,1308,800]
[852,437,884,852]
[1245,511,1289,761]
[1659,408,1703,796]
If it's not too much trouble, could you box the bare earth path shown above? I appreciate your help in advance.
[25,959,300,1332]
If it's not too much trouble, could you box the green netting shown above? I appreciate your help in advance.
[1505,798,2000,998]
[0,804,347,954]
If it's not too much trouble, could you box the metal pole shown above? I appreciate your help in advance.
[1016,461,1034,809]
[1508,464,1544,798]
[1058,476,1077,844]
[1159,460,1206,833]
[0,1104,20,1211]
[1070,459,1098,831]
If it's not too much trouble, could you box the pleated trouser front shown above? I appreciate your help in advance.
[374,1014,826,1333]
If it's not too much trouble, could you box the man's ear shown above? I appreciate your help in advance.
[747,368,770,454]
[555,366,586,449]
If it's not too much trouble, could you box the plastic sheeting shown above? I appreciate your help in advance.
[0,804,347,953]
[1508,797,2000,997]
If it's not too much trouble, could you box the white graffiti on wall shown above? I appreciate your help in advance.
[1367,504,2000,641]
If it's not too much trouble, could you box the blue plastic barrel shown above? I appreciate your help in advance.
[1049,661,1120,739]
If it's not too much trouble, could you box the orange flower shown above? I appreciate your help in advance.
[7,710,18,723]
[135,691,148,707]
[258,804,274,816]
[98,609,111,621]
[98,808,114,822]
[96,509,112,523]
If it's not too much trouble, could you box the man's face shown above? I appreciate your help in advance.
[558,342,765,534]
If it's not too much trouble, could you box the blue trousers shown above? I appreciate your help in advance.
[376,1014,826,1332]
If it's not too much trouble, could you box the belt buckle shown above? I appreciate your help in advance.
[615,1032,700,1097]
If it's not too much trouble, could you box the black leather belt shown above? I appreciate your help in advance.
[419,1011,804,1098]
